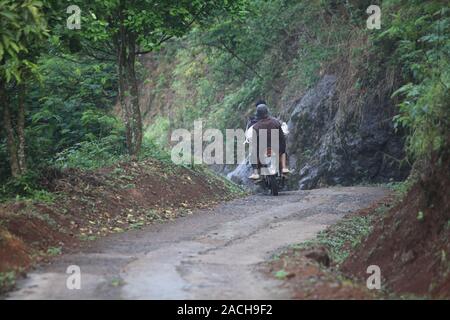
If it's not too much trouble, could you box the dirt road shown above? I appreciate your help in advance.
[6,187,387,299]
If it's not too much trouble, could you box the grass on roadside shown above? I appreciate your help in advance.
[0,271,18,294]
[289,201,393,266]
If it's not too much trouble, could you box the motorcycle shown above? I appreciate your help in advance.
[244,120,289,196]
[255,147,286,196]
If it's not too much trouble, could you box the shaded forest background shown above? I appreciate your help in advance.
[0,0,449,298]
[1,0,449,199]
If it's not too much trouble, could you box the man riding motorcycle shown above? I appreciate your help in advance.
[247,101,290,180]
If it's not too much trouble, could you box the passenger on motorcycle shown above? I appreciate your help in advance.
[246,101,290,180]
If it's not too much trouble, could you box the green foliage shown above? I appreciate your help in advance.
[144,116,171,148]
[26,55,119,163]
[0,170,55,202]
[0,271,16,293]
[0,170,40,200]
[46,246,62,256]
[139,137,172,163]
[301,214,378,265]
[110,278,124,287]
[417,211,425,221]
[58,0,247,156]
[379,1,450,158]
[274,269,289,280]
[71,0,245,53]
[53,134,126,170]
[321,216,373,264]
[0,0,48,82]
[144,0,448,178]
[26,189,55,203]
[0,53,122,198]
[386,179,415,197]
[1,0,448,204]
[0,52,121,198]
[0,0,249,201]
[147,0,358,135]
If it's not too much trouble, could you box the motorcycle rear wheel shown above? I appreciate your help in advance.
[269,175,279,196]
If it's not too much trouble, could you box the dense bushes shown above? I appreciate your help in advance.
[142,0,448,172]
[379,1,449,159]
[0,51,173,200]
[1,0,447,199]
[26,56,120,162]
[140,0,374,136]
[0,55,122,199]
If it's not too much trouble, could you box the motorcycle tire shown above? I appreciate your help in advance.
[269,175,279,196]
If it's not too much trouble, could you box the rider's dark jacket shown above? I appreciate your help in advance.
[252,116,286,156]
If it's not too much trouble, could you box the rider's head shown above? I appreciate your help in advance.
[255,100,267,108]
[256,104,269,120]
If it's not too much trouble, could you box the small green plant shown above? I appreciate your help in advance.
[139,138,172,163]
[274,269,289,280]
[146,209,161,221]
[387,3,450,159]
[0,171,40,201]
[121,183,136,190]
[111,167,125,176]
[110,278,124,287]
[29,190,56,204]
[129,222,145,230]
[299,214,376,265]
[417,211,425,221]
[54,135,127,170]
[144,116,171,149]
[79,234,97,241]
[0,271,16,292]
[386,180,413,197]
[46,246,62,256]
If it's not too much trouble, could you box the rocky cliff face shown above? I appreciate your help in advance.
[288,74,409,189]
[228,74,410,190]
[226,160,257,191]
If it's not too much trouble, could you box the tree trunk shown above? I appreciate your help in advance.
[117,22,133,153]
[1,81,21,178]
[125,33,142,157]
[117,9,143,157]
[17,83,27,173]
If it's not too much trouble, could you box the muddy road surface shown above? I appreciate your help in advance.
[7,187,387,299]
